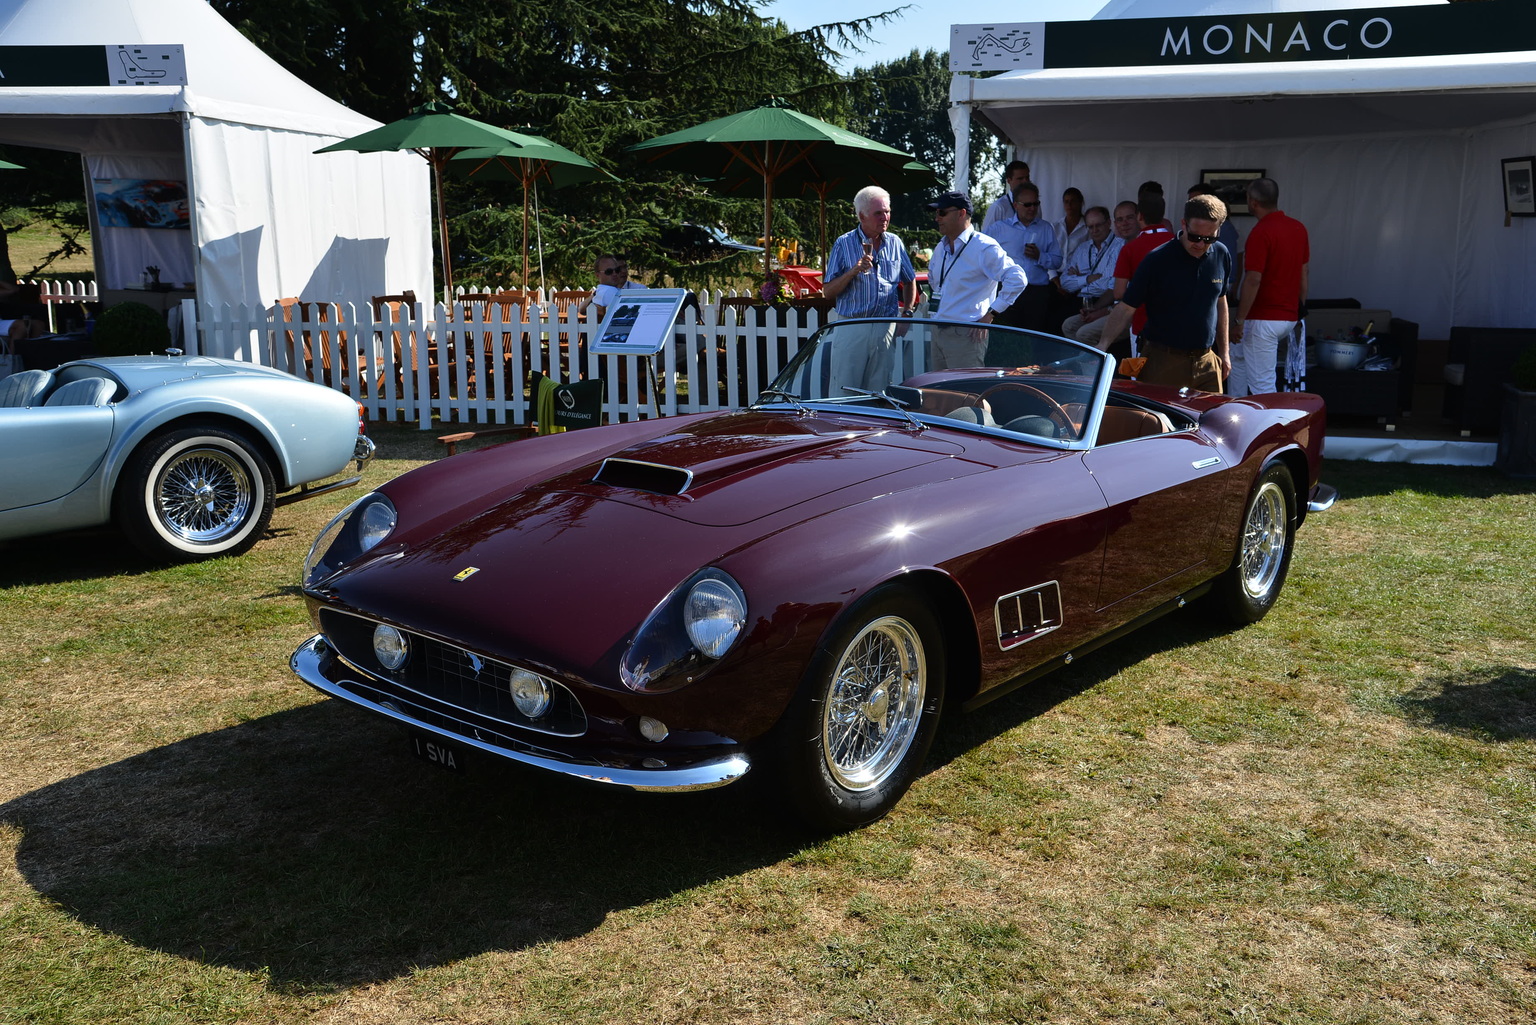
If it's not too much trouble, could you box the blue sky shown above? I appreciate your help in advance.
[762,1,1110,68]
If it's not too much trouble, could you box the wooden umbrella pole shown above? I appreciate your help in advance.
[432,153,454,297]
[763,141,774,280]
[522,179,531,288]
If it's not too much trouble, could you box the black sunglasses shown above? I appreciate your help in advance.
[600,266,628,274]
[1185,232,1218,245]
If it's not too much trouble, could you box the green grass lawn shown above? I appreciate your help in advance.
[1,447,1533,1024]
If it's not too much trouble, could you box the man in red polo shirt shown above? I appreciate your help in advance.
[1104,191,1175,343]
[1231,177,1309,395]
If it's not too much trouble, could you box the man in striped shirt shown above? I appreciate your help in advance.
[821,186,918,392]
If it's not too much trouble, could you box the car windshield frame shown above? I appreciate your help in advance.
[751,317,1116,451]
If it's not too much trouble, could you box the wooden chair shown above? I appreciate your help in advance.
[370,290,431,398]
[276,297,350,391]
[455,291,538,397]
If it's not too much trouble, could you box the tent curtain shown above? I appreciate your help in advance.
[1015,121,1536,340]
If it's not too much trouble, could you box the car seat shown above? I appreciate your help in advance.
[0,369,53,407]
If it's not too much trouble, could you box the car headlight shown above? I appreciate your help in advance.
[303,492,398,587]
[372,624,409,670]
[684,578,747,658]
[508,668,552,719]
[620,568,748,692]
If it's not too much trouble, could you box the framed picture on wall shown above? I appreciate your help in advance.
[1199,169,1265,216]
[1502,157,1535,217]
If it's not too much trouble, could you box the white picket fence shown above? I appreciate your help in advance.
[22,278,98,332]
[192,293,829,430]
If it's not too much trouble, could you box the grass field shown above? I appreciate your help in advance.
[1,437,1533,1025]
[5,218,93,279]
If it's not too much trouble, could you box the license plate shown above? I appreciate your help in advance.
[409,733,466,773]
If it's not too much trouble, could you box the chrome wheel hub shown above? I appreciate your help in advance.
[822,615,926,791]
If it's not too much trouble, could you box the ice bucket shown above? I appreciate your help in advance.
[1316,338,1368,371]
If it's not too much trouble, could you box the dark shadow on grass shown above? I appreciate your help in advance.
[930,603,1231,768]
[0,525,162,586]
[0,700,803,994]
[1396,666,1536,742]
[1322,459,1536,502]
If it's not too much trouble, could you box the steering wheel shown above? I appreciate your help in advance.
[977,382,1076,437]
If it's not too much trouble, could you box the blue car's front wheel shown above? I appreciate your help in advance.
[116,425,275,561]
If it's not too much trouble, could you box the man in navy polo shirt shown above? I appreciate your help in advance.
[1100,193,1233,392]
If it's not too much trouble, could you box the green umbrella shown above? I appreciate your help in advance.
[315,101,537,296]
[627,98,932,276]
[450,136,615,288]
[705,157,938,268]
[0,160,24,169]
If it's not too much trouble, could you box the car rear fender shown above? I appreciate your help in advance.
[104,392,353,496]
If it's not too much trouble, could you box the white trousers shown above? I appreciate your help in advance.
[1234,319,1295,395]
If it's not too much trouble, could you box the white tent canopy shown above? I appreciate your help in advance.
[950,0,1536,338]
[0,0,432,313]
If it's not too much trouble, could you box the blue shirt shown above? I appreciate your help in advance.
[824,227,915,317]
[987,215,1062,286]
[1124,237,1232,350]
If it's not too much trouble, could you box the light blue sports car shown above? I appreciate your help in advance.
[0,354,373,561]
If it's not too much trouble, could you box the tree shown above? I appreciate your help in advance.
[10,2,924,288]
[208,0,908,285]
[845,49,1002,244]
[0,146,90,283]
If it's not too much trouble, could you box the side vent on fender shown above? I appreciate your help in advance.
[996,581,1064,650]
[593,458,694,496]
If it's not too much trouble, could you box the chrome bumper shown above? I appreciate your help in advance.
[1307,483,1338,514]
[290,634,750,793]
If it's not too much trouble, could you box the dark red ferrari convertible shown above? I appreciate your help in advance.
[292,319,1334,830]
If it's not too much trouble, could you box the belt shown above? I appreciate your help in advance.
[1143,339,1211,358]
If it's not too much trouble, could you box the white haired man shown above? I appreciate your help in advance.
[821,185,918,392]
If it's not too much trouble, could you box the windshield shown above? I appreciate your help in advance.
[755,318,1113,446]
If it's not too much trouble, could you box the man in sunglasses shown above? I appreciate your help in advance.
[1097,194,1234,392]
[583,253,649,321]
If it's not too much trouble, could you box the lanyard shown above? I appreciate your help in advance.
[935,235,971,293]
[1085,240,1110,276]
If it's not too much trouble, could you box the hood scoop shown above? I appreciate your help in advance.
[593,457,693,496]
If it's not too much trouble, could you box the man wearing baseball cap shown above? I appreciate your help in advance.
[924,190,1027,369]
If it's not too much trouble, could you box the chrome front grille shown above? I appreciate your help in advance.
[318,608,587,737]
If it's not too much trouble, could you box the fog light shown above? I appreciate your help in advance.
[638,716,669,742]
[372,625,409,670]
[508,669,551,719]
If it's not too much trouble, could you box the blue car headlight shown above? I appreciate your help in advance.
[303,492,397,588]
[621,568,748,692]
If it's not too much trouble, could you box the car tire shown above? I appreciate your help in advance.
[1209,461,1296,624]
[774,586,946,832]
[115,425,275,561]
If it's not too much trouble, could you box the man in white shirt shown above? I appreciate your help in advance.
[925,190,1027,369]
[980,160,1030,230]
[582,253,648,320]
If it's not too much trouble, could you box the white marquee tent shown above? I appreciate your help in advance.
[950,0,1536,338]
[0,0,432,315]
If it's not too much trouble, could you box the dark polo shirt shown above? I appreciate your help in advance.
[1124,237,1232,351]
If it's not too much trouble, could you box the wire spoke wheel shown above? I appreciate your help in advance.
[156,448,255,543]
[821,615,927,791]
[1209,462,1295,624]
[116,426,274,561]
[1239,480,1289,599]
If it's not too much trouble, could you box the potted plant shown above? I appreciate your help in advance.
[1495,343,1536,477]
